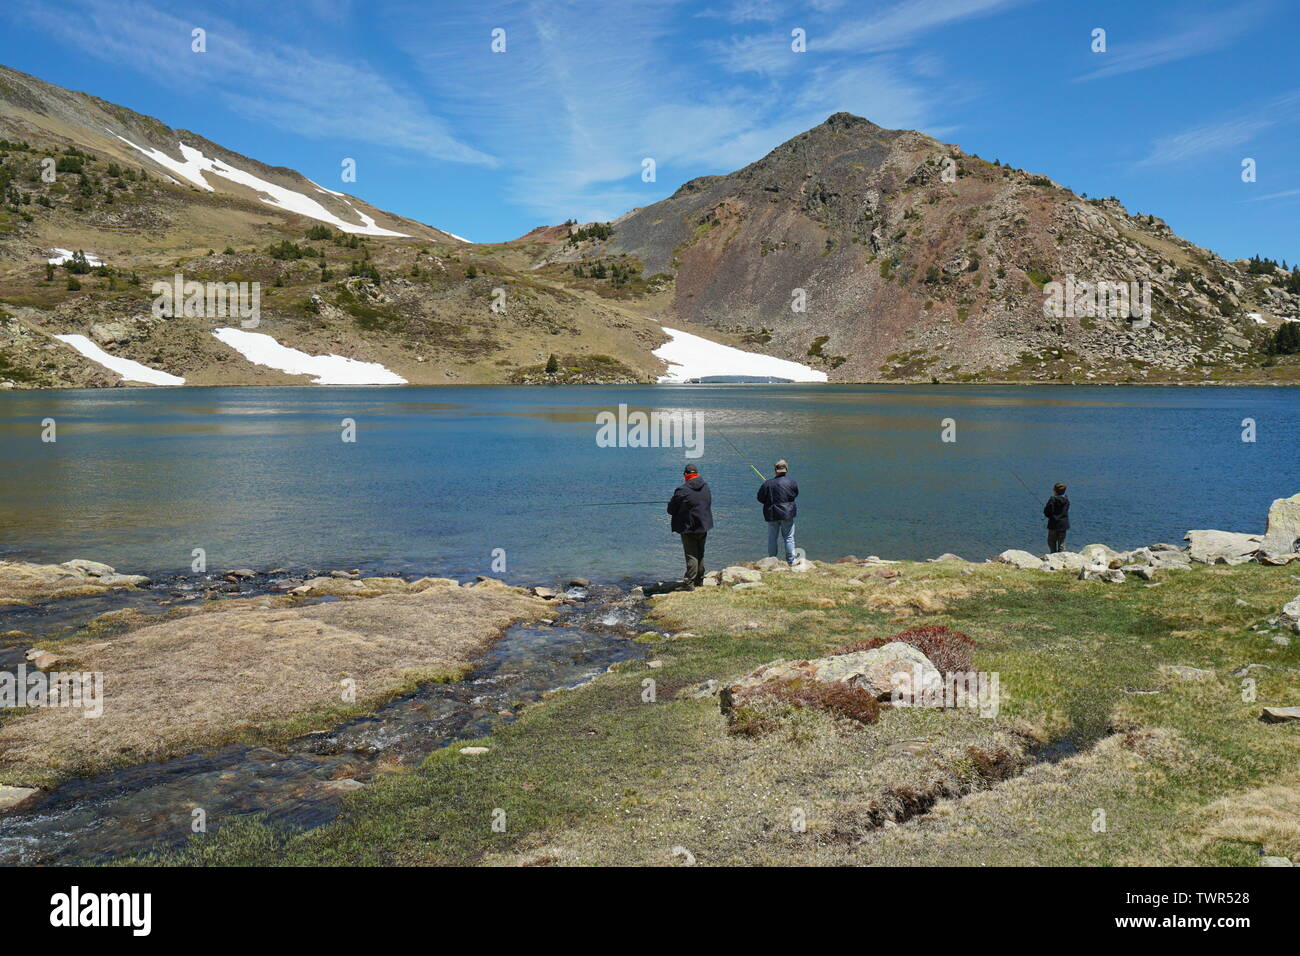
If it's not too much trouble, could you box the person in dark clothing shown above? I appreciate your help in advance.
[667,464,714,589]
[756,459,799,564]
[1044,482,1070,553]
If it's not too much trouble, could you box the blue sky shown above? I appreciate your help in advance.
[0,0,1296,260]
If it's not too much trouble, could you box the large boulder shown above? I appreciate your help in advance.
[1184,530,1263,564]
[996,549,1044,570]
[723,642,943,707]
[1262,493,1300,556]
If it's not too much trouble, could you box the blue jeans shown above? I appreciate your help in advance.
[767,519,796,563]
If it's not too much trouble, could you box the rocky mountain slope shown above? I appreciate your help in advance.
[1,64,1297,388]
[561,112,1300,383]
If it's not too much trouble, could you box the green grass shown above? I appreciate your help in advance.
[136,561,1300,866]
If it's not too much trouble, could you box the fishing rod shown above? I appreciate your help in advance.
[574,500,665,507]
[715,428,767,481]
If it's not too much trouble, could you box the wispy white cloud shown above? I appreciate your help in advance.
[1076,1,1270,81]
[819,0,1029,54]
[391,0,997,225]
[1135,91,1300,166]
[11,0,495,165]
[1245,187,1300,202]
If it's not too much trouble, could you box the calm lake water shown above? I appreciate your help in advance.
[1,384,1297,584]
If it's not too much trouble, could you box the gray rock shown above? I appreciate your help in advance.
[1042,551,1086,572]
[732,581,767,590]
[721,565,761,585]
[1261,492,1300,555]
[683,679,721,699]
[1161,664,1214,682]
[1080,543,1121,567]
[1260,706,1300,723]
[997,549,1045,570]
[755,556,788,571]
[60,558,115,577]
[89,321,133,346]
[1259,856,1294,867]
[1185,529,1263,564]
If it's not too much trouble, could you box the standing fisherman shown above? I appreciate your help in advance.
[1044,482,1070,553]
[757,459,799,565]
[667,464,714,590]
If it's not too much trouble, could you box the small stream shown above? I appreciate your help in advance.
[0,579,646,865]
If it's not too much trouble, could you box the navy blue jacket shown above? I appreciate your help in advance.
[668,477,714,534]
[1043,494,1070,531]
[757,474,799,522]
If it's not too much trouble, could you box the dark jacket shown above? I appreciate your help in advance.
[1043,494,1070,531]
[757,474,799,522]
[668,477,714,534]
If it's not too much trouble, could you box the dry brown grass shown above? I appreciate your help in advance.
[1198,771,1300,859]
[0,579,546,786]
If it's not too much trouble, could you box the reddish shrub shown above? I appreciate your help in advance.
[764,678,882,725]
[724,677,882,736]
[831,624,976,675]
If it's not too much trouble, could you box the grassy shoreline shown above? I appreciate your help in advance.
[139,557,1300,866]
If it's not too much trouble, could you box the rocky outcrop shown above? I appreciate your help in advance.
[1185,530,1264,564]
[1262,493,1300,556]
[0,559,150,604]
[723,642,943,711]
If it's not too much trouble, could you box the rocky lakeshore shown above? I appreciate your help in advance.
[82,493,1291,868]
[2,491,1298,865]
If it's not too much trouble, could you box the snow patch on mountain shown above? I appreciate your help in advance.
[53,335,185,385]
[116,137,409,237]
[652,327,827,383]
[47,248,104,266]
[211,328,407,385]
